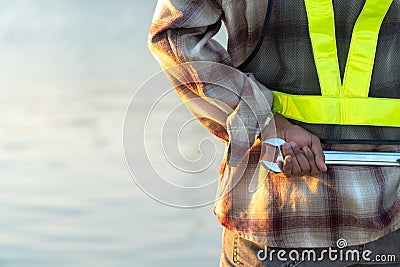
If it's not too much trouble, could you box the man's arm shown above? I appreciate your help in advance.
[148,0,273,166]
[148,0,326,175]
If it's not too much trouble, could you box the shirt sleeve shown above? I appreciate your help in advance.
[148,0,273,166]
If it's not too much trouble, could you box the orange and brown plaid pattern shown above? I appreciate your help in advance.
[149,0,400,247]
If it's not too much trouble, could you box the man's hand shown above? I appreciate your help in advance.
[262,113,327,177]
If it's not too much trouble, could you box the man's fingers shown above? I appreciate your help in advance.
[310,136,327,172]
[290,143,311,176]
[302,146,320,175]
[282,143,302,177]
[315,151,327,172]
[283,155,293,177]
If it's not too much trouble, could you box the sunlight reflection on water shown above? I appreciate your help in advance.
[0,1,228,266]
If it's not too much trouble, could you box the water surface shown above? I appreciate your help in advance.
[0,1,228,266]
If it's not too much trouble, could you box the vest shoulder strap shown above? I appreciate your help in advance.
[237,0,273,71]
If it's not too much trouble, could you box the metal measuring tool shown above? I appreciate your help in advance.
[261,138,400,173]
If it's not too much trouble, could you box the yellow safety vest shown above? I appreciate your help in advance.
[272,0,400,127]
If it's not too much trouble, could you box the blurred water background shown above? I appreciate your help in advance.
[0,1,228,266]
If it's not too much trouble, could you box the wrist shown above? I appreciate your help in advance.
[274,113,291,126]
[255,109,276,140]
[265,112,295,140]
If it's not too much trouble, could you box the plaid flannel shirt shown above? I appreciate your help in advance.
[149,0,400,247]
